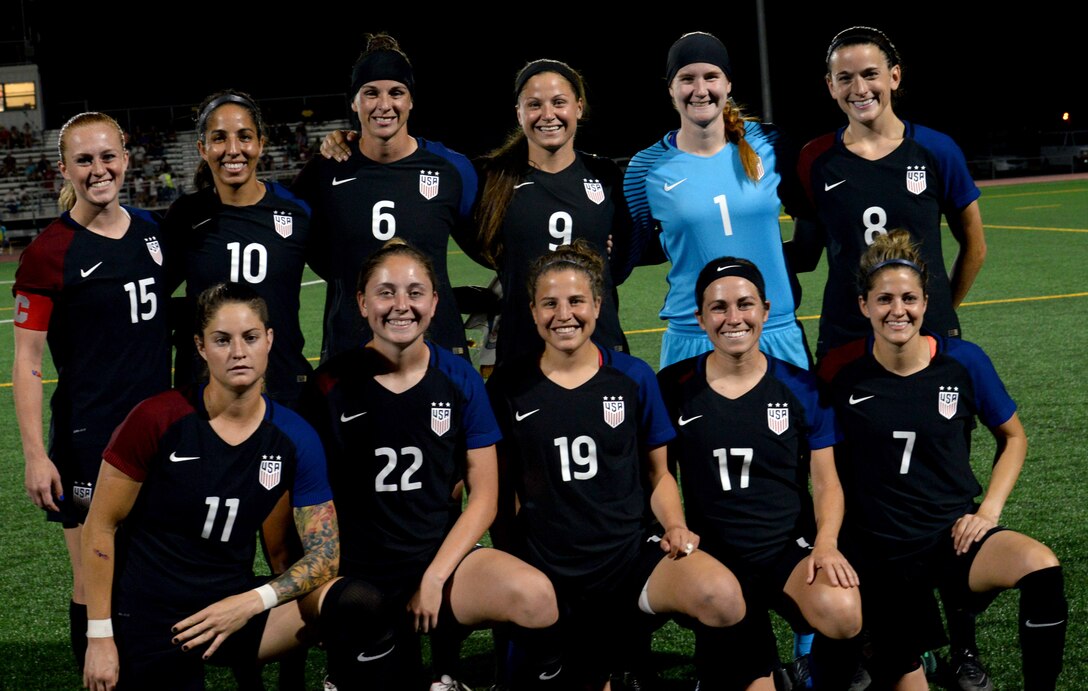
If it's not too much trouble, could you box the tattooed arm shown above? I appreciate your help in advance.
[170,500,339,658]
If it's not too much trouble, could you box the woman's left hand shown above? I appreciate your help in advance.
[807,545,859,588]
[408,576,444,634]
[952,512,998,555]
[659,526,699,560]
[171,590,263,659]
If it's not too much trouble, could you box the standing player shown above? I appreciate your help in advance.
[12,112,172,675]
[165,89,314,407]
[658,257,862,690]
[820,231,1065,691]
[792,26,986,360]
[81,283,340,690]
[472,58,631,365]
[623,31,811,370]
[300,241,559,690]
[487,240,745,689]
[295,33,477,362]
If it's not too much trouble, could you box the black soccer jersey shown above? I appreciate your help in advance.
[487,347,675,593]
[658,353,840,564]
[489,152,631,364]
[821,333,1016,557]
[798,123,981,354]
[301,342,500,584]
[102,386,332,614]
[13,208,172,458]
[293,139,477,361]
[164,182,314,403]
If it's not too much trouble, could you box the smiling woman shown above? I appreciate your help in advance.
[164,89,314,408]
[11,112,172,678]
[623,31,812,372]
[294,33,479,364]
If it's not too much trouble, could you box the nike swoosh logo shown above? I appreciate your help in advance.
[717,264,740,272]
[1025,619,1066,628]
[515,409,540,421]
[513,181,535,189]
[340,412,367,422]
[539,665,562,681]
[80,262,103,278]
[357,643,395,662]
[332,177,357,186]
[192,218,212,229]
[824,180,846,191]
[169,452,200,463]
[848,394,875,405]
[678,415,703,426]
[663,178,688,192]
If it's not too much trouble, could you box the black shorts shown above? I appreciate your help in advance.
[694,540,812,689]
[114,597,271,690]
[845,525,1007,680]
[45,444,104,528]
[551,535,667,686]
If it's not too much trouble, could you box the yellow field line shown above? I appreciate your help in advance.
[986,224,1088,233]
[1015,205,1062,211]
[983,188,1087,199]
[3,293,1085,388]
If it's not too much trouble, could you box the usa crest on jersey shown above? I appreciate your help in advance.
[603,396,625,428]
[145,236,163,266]
[938,386,959,419]
[755,155,765,181]
[419,170,440,200]
[767,403,789,435]
[583,178,605,205]
[431,402,451,436]
[259,456,282,490]
[273,211,293,239]
[905,166,927,195]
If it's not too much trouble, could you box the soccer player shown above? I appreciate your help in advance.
[486,240,745,689]
[471,58,631,365]
[819,231,1066,691]
[80,283,340,690]
[623,31,811,370]
[12,112,172,675]
[299,240,559,690]
[294,33,478,362]
[792,26,986,360]
[163,87,319,689]
[658,257,862,690]
[165,89,314,407]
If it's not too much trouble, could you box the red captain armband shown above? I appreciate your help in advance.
[13,291,52,331]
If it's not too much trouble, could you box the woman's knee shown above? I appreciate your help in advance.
[504,569,558,628]
[805,586,862,639]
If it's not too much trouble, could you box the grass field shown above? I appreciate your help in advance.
[1,178,1085,689]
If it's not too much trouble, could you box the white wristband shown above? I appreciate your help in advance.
[87,618,113,638]
[253,583,278,611]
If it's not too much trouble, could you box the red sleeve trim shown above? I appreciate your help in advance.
[103,390,193,482]
[797,133,837,205]
[817,338,868,383]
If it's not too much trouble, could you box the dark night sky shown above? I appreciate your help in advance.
[7,3,1084,161]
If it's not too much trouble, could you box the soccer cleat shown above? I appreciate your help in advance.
[322,676,338,691]
[949,649,994,691]
[789,654,811,689]
[430,674,472,691]
[848,663,871,690]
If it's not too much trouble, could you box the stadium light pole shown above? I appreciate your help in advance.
[756,0,773,122]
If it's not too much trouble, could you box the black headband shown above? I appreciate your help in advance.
[666,32,732,83]
[351,50,415,98]
[825,26,900,68]
[514,59,583,103]
[695,258,766,307]
[196,94,260,141]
